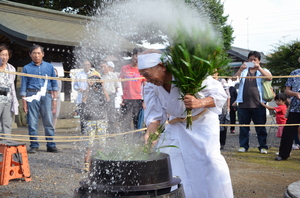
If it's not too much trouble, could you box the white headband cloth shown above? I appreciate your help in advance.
[138,53,163,70]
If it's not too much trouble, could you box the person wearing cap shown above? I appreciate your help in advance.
[119,48,146,140]
[107,61,120,77]
[99,62,120,135]
[81,70,109,171]
[20,44,59,153]
[139,49,233,198]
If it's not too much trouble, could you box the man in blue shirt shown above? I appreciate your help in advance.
[20,45,59,153]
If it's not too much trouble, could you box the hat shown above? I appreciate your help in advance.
[88,70,101,78]
[107,61,115,68]
[138,53,163,70]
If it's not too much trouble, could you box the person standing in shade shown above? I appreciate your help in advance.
[0,44,19,138]
[119,48,146,140]
[99,61,120,135]
[52,68,61,129]
[233,51,272,154]
[229,85,238,134]
[20,44,58,153]
[73,60,92,134]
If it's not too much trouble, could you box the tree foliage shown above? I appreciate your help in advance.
[186,0,234,51]
[9,0,113,15]
[11,0,234,50]
[266,40,300,90]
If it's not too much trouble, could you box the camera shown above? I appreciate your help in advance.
[245,62,254,68]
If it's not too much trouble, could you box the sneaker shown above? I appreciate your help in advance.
[47,146,59,153]
[27,147,38,154]
[238,147,246,152]
[275,156,286,161]
[276,152,279,155]
[260,148,268,154]
[292,144,299,150]
[82,162,89,172]
[230,130,235,134]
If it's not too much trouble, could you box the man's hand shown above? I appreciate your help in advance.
[22,98,28,114]
[184,95,215,109]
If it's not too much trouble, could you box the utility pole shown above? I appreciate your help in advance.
[282,35,290,43]
[246,17,249,50]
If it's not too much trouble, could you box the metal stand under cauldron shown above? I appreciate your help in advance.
[74,152,185,198]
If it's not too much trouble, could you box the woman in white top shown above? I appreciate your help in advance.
[0,44,19,137]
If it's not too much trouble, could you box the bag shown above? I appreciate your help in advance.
[262,79,275,102]
[137,108,144,129]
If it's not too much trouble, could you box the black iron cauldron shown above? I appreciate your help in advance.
[80,152,181,192]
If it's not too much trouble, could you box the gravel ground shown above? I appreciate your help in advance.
[0,121,299,198]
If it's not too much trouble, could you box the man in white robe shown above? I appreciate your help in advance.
[139,49,234,198]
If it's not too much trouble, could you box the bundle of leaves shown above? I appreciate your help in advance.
[163,27,230,129]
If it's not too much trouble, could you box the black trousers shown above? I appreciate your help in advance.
[279,112,300,159]
[229,107,236,131]
[120,99,143,132]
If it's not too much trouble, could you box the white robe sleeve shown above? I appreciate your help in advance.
[197,76,227,115]
[143,83,167,126]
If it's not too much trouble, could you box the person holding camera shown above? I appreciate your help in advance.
[233,51,272,154]
[0,44,19,138]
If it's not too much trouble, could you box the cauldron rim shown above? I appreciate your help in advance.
[91,152,168,162]
[79,177,181,191]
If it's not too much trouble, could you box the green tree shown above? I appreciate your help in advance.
[186,0,234,51]
[9,0,113,16]
[266,40,300,90]
[12,0,234,50]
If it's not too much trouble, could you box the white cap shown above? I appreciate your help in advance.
[107,61,115,68]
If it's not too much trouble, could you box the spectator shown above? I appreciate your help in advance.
[20,44,58,153]
[233,51,272,154]
[261,93,288,138]
[212,73,230,150]
[229,86,237,133]
[0,44,19,138]
[275,59,300,161]
[52,68,61,129]
[107,61,120,77]
[73,60,92,134]
[99,61,120,135]
[119,48,146,140]
[81,71,109,171]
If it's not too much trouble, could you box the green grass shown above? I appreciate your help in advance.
[224,147,300,172]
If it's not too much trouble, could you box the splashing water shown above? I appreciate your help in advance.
[74,0,222,161]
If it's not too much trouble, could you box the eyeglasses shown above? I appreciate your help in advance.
[139,66,158,78]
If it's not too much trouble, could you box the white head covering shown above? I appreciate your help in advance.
[138,53,163,70]
[107,61,115,68]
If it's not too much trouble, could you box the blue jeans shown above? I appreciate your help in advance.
[27,92,56,148]
[238,107,268,151]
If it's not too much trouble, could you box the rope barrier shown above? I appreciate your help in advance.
[2,122,298,143]
[0,70,296,83]
[0,70,297,143]
[2,128,147,142]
